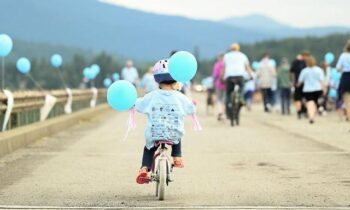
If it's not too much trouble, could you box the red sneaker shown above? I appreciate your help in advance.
[136,168,150,184]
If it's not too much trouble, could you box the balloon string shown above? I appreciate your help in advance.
[1,57,4,90]
[191,114,202,131]
[27,74,44,91]
[90,80,95,88]
[57,69,67,88]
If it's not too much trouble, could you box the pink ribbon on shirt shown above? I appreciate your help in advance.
[122,108,136,141]
[191,114,202,131]
[128,108,137,129]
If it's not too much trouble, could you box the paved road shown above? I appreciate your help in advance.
[0,94,350,209]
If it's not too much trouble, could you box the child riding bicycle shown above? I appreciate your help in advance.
[135,59,196,184]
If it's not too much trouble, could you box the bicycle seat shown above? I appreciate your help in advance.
[154,140,174,147]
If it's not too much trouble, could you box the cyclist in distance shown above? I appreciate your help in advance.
[222,43,253,118]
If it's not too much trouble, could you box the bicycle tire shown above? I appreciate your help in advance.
[230,92,237,126]
[155,173,159,197]
[157,159,166,200]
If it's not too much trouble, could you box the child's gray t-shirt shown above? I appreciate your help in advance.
[135,89,195,149]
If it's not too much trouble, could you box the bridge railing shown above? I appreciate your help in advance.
[0,89,107,132]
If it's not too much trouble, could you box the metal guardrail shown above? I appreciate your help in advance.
[0,89,107,131]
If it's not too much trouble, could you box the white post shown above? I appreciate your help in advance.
[90,87,98,108]
[64,88,73,114]
[2,90,14,131]
[40,94,57,121]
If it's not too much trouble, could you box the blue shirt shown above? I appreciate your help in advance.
[141,73,158,93]
[135,89,196,149]
[336,52,350,72]
[298,66,324,92]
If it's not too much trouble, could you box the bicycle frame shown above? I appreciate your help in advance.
[150,143,172,183]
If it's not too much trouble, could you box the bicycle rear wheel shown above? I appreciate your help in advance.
[157,159,167,200]
[230,92,237,126]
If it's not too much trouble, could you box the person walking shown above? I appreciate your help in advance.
[290,51,310,118]
[277,58,292,115]
[212,54,226,121]
[256,53,276,112]
[121,60,139,85]
[298,56,325,124]
[336,40,350,130]
[141,67,158,93]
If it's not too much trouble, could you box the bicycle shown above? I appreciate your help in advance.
[149,140,174,200]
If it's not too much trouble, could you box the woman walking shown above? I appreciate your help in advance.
[298,56,325,124]
[212,54,226,121]
[336,40,350,130]
[277,58,291,115]
[256,53,276,112]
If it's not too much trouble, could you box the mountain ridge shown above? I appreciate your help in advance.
[0,0,349,60]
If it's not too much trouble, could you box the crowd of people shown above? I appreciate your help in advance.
[207,40,350,130]
[119,39,350,131]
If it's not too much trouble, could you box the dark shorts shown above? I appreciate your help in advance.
[339,72,350,95]
[304,91,322,104]
[293,86,304,101]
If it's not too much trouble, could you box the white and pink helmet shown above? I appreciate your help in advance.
[152,59,175,83]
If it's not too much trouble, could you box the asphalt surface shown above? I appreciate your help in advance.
[0,94,350,209]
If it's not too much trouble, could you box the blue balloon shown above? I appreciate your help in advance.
[112,73,120,81]
[51,54,63,68]
[269,59,277,67]
[83,67,96,80]
[103,78,112,87]
[107,80,137,111]
[252,61,260,70]
[168,51,198,82]
[16,57,31,74]
[0,34,13,57]
[325,52,335,64]
[91,64,100,75]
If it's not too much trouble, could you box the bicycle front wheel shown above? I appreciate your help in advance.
[157,159,167,200]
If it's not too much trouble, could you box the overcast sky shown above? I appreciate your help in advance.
[101,0,350,28]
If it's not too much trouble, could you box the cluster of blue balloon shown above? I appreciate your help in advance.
[107,51,198,112]
[83,64,101,80]
[102,72,120,89]
[102,73,120,88]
